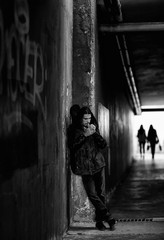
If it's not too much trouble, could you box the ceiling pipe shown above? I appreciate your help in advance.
[142,108,164,112]
[122,35,141,112]
[102,0,141,114]
[116,35,141,115]
[100,22,164,33]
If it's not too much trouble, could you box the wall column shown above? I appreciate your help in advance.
[71,0,97,224]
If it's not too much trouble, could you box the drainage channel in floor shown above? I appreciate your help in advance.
[117,217,164,222]
[69,217,164,229]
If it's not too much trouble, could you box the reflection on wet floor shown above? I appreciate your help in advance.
[110,153,164,220]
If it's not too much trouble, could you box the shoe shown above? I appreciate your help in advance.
[107,218,116,231]
[95,221,106,231]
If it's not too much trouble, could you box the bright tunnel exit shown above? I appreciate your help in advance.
[133,111,164,157]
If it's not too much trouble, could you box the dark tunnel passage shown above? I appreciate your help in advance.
[1,1,164,239]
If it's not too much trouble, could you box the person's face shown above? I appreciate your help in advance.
[82,114,91,127]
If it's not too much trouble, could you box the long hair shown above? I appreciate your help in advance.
[77,106,98,130]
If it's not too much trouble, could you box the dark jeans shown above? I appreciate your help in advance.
[150,142,156,158]
[82,168,111,222]
[139,141,145,154]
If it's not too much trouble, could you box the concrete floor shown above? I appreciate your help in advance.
[110,153,164,220]
[63,153,164,239]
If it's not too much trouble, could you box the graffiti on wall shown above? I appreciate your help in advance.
[0,0,49,176]
[0,0,47,124]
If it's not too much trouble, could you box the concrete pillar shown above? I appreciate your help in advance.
[72,0,96,112]
[71,0,97,224]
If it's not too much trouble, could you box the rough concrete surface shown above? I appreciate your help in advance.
[63,221,164,239]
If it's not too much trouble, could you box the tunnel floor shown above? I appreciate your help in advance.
[110,152,164,221]
[63,153,164,239]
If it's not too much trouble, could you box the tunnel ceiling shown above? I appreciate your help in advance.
[98,0,164,109]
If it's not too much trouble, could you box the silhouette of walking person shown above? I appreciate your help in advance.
[137,125,147,158]
[147,124,159,159]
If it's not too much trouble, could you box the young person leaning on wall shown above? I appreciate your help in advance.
[68,105,116,231]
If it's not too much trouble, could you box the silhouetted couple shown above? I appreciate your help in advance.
[137,124,159,159]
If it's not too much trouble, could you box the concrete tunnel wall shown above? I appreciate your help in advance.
[98,32,135,189]
[70,0,134,224]
[0,0,73,239]
[0,0,135,238]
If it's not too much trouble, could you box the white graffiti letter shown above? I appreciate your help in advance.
[24,36,34,105]
[6,25,19,101]
[14,0,29,35]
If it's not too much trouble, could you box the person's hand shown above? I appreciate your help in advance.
[83,124,96,136]
[89,124,96,131]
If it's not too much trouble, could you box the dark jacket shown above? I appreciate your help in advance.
[137,129,146,143]
[147,128,158,144]
[70,128,107,175]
